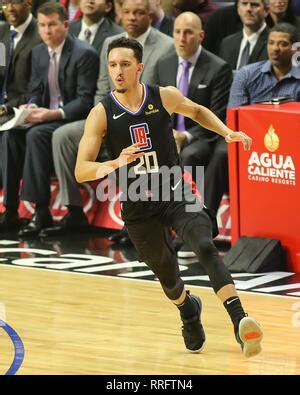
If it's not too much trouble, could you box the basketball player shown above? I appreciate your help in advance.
[75,37,263,357]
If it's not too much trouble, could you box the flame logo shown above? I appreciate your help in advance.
[264,125,279,152]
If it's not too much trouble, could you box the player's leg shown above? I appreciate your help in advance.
[171,209,263,357]
[126,219,205,353]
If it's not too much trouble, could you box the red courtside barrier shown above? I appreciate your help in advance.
[228,102,300,272]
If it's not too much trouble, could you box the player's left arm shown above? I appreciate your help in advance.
[160,86,252,151]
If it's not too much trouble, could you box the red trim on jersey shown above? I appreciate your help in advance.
[183,170,203,203]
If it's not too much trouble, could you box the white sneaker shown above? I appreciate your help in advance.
[237,316,263,358]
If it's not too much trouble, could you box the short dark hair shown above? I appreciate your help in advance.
[270,23,299,44]
[107,37,143,63]
[37,1,68,22]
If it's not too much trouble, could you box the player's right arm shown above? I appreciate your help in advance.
[75,103,144,182]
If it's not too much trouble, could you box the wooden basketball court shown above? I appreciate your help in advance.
[0,264,299,375]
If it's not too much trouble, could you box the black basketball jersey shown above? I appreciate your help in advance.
[101,84,181,200]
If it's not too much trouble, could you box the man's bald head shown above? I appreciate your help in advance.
[175,11,203,32]
[173,12,204,59]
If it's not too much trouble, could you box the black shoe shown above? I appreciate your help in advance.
[234,316,263,358]
[39,211,89,237]
[0,211,21,232]
[18,211,53,237]
[108,227,129,243]
[119,235,133,247]
[181,295,206,353]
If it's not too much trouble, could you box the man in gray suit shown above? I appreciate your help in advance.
[154,12,232,257]
[43,0,174,236]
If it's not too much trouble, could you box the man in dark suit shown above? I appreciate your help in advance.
[219,0,269,70]
[0,0,41,189]
[0,0,41,118]
[69,0,123,53]
[0,2,99,234]
[154,11,232,257]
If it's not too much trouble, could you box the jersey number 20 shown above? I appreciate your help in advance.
[133,151,159,174]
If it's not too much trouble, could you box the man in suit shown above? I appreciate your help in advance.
[0,0,40,190]
[40,0,174,238]
[0,0,41,118]
[149,0,174,36]
[69,0,123,53]
[219,0,269,71]
[0,2,99,234]
[154,11,232,257]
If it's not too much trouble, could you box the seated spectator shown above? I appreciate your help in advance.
[149,0,174,36]
[229,23,300,106]
[205,23,300,227]
[219,0,269,71]
[39,0,122,236]
[60,0,82,20]
[40,0,174,239]
[0,0,41,116]
[69,0,123,53]
[154,11,232,257]
[0,2,99,235]
[171,0,220,27]
[266,0,300,28]
[0,0,41,192]
[202,2,242,55]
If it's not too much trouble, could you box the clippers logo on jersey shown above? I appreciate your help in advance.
[129,123,152,151]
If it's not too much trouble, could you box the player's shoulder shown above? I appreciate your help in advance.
[89,102,106,119]
[159,86,183,113]
[159,85,181,100]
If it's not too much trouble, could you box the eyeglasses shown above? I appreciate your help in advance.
[1,0,25,8]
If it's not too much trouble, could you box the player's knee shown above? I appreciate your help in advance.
[196,237,218,263]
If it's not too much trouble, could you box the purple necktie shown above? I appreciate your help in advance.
[48,50,59,109]
[176,60,191,131]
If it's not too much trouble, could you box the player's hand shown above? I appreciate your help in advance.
[118,143,145,167]
[225,131,252,151]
